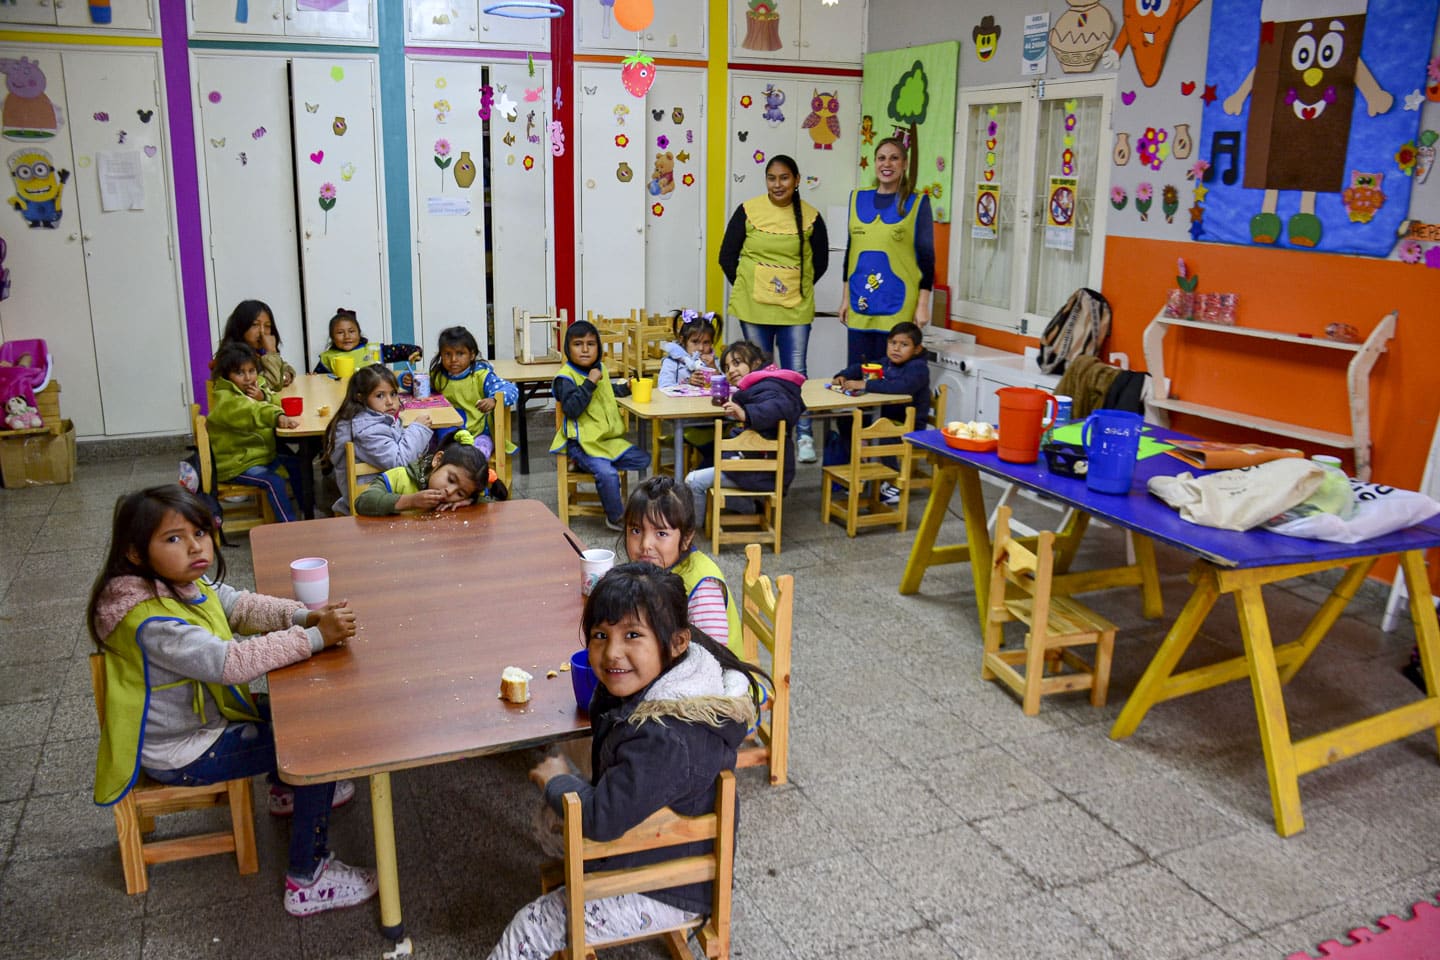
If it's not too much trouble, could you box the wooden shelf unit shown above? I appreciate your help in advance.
[1142,309,1396,480]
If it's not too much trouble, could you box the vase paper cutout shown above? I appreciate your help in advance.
[1050,0,1114,74]
[454,151,476,188]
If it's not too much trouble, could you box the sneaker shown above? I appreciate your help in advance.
[605,517,624,532]
[797,435,817,463]
[269,779,357,817]
[880,482,901,506]
[284,855,378,917]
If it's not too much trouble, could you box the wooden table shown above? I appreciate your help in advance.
[252,501,590,939]
[272,374,462,517]
[490,359,563,476]
[900,427,1440,837]
[618,379,913,479]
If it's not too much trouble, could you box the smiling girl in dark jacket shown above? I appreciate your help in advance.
[487,563,769,960]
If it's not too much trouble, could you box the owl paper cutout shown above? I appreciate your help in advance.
[1109,0,1205,88]
[801,90,841,150]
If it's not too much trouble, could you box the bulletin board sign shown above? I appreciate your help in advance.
[1198,0,1439,256]
[859,41,960,223]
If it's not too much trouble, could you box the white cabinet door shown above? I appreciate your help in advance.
[193,54,305,357]
[409,58,488,359]
[291,57,386,364]
[408,0,477,43]
[284,0,373,41]
[642,68,704,313]
[190,0,286,39]
[577,66,644,317]
[55,0,155,31]
[797,0,864,65]
[0,0,55,25]
[579,0,703,56]
[60,49,187,436]
[0,48,103,436]
[731,0,799,62]
[475,5,548,48]
[488,61,552,359]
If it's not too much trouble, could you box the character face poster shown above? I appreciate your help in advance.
[1199,0,1437,255]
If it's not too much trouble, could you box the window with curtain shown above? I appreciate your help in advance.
[952,78,1113,335]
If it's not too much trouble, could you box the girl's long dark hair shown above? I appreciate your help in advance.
[221,300,279,349]
[622,476,698,554]
[766,154,807,297]
[327,308,364,350]
[323,363,397,463]
[428,326,481,388]
[720,341,766,375]
[670,309,719,346]
[873,136,915,213]
[211,342,258,381]
[429,435,508,502]
[582,562,771,712]
[87,485,226,651]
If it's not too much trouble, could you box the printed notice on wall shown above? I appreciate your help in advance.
[96,150,145,212]
[427,196,472,217]
[1022,13,1050,76]
[972,182,1000,241]
[1044,175,1077,251]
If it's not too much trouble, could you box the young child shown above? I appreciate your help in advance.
[313,308,423,378]
[220,299,295,391]
[683,340,804,522]
[550,320,651,530]
[657,309,719,390]
[623,477,742,656]
[88,485,376,917]
[429,325,518,451]
[487,562,767,960]
[323,364,436,515]
[208,342,307,522]
[352,432,506,516]
[825,321,930,504]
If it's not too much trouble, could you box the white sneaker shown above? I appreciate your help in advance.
[880,482,901,506]
[796,435,817,463]
[605,517,623,532]
[284,855,378,917]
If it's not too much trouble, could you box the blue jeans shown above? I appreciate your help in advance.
[565,441,650,523]
[847,328,892,368]
[738,321,812,439]
[229,455,304,522]
[144,714,335,879]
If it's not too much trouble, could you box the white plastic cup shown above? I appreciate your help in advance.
[290,557,330,610]
[580,548,615,597]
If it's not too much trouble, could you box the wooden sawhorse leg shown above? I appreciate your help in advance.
[898,463,991,613]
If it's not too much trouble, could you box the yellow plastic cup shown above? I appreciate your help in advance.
[332,355,356,379]
[630,377,654,403]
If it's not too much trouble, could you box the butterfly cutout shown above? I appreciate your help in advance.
[523,86,543,102]
[733,174,745,182]
[737,131,748,142]
[137,109,153,123]
[584,85,597,95]
[118,130,128,144]
[651,109,663,121]
[496,83,507,92]
[93,111,109,122]
[238,152,248,166]
[252,126,267,140]
[209,137,225,148]
[305,102,319,113]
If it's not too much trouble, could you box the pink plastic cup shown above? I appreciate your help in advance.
[289,557,329,610]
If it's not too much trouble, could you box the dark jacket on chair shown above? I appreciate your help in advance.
[723,366,805,493]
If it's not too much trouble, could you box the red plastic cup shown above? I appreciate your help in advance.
[280,396,303,417]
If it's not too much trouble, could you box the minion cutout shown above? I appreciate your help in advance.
[1223,0,1393,247]
[7,147,68,228]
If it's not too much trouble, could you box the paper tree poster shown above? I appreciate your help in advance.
[859,41,960,223]
[1198,0,1438,256]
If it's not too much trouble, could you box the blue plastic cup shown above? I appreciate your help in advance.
[570,650,598,712]
[1081,409,1144,494]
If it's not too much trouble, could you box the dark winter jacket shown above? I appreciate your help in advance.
[543,641,753,915]
[837,355,930,427]
[723,366,804,493]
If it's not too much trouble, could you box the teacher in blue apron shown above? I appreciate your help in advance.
[719,154,830,464]
[840,137,935,366]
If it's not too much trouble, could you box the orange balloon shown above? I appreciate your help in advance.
[614,0,654,33]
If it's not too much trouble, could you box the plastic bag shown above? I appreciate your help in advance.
[1267,480,1440,543]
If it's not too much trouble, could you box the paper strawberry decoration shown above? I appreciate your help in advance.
[621,52,656,99]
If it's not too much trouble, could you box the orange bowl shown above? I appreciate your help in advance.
[942,430,998,452]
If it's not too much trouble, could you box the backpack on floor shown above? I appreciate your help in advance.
[1037,288,1111,376]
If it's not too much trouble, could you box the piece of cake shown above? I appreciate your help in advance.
[500,666,532,703]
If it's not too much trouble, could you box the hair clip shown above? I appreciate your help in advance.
[680,308,698,322]
[454,429,476,447]
[335,307,357,318]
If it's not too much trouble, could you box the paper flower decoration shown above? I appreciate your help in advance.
[1175,257,1198,291]
[523,155,535,171]
[657,134,670,150]
[1187,159,1210,181]
[1162,185,1179,223]
[318,182,336,235]
[740,95,753,109]
[753,150,766,164]
[1110,186,1128,210]
[1136,128,1168,171]
[682,173,695,186]
[1426,246,1440,269]
[1061,148,1075,176]
[987,120,998,137]
[1396,142,1418,176]
[1135,182,1154,221]
[434,138,452,190]
[615,134,629,148]
[652,202,664,217]
[1398,238,1425,263]
[1064,112,1077,132]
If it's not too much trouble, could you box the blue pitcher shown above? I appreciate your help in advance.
[1081,409,1144,494]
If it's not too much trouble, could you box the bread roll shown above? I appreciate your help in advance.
[500,666,532,703]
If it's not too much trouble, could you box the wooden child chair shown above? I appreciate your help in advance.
[631,312,673,381]
[906,383,949,496]
[343,441,382,512]
[981,506,1117,716]
[820,407,916,537]
[554,405,628,523]
[190,403,273,542]
[539,771,736,960]
[707,419,785,554]
[89,654,259,894]
[736,544,792,785]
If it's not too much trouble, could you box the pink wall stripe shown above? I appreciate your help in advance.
[404,46,551,59]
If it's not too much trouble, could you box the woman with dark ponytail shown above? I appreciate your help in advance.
[840,136,935,367]
[718,154,829,462]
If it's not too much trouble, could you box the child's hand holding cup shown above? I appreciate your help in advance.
[307,601,357,648]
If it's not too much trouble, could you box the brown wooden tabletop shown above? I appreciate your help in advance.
[617,377,913,421]
[251,499,592,783]
[274,373,462,438]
